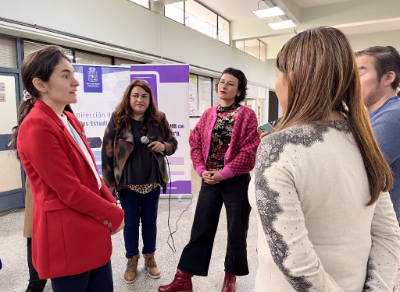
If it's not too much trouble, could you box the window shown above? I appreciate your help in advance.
[75,51,112,65]
[198,76,212,116]
[189,74,199,117]
[165,2,184,24]
[212,78,219,106]
[164,1,230,45]
[0,36,17,68]
[23,40,73,61]
[218,16,230,45]
[185,0,217,39]
[236,39,266,62]
[128,0,149,9]
[114,57,142,66]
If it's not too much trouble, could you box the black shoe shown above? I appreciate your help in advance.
[25,280,47,292]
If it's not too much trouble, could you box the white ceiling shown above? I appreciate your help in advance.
[293,0,354,8]
[197,0,271,21]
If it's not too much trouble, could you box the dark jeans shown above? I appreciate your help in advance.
[51,260,113,292]
[178,173,251,276]
[27,238,47,286]
[120,187,160,258]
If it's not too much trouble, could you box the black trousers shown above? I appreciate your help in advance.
[27,238,47,286]
[178,173,251,276]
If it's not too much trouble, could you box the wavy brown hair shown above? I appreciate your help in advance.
[114,79,160,132]
[275,27,392,205]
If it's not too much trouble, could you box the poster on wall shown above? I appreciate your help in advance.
[131,64,191,198]
[71,65,131,176]
[189,74,198,116]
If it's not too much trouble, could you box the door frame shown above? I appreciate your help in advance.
[0,36,26,213]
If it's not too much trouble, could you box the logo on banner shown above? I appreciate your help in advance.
[84,66,103,93]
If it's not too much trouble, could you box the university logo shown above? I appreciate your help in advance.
[87,67,98,82]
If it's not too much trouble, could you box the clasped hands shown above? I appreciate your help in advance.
[202,170,223,185]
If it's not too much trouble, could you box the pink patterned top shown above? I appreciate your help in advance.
[189,104,261,180]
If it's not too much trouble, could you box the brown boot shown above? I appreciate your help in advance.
[124,254,140,283]
[144,252,161,279]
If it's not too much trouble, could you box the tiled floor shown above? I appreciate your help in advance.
[0,170,258,292]
[1,169,400,292]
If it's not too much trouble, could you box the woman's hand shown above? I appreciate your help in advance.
[111,218,124,235]
[258,128,270,140]
[202,170,223,185]
[148,141,165,153]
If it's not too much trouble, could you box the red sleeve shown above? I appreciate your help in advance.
[18,118,124,232]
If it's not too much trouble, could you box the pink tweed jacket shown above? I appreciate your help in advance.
[189,104,260,179]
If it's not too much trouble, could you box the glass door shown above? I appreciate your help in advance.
[0,73,24,213]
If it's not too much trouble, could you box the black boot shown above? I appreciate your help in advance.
[25,280,47,292]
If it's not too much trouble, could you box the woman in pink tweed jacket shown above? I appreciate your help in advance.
[159,68,260,292]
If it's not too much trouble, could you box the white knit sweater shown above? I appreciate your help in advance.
[249,121,400,292]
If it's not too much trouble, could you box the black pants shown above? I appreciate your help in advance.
[27,238,47,286]
[178,173,251,276]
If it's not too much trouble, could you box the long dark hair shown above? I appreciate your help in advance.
[114,79,160,132]
[221,67,248,104]
[275,27,392,205]
[11,45,71,160]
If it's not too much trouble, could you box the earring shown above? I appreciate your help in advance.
[237,94,240,97]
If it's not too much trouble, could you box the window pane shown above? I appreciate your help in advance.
[236,40,245,52]
[165,2,184,24]
[75,51,112,65]
[24,41,73,61]
[245,39,260,59]
[212,78,219,106]
[244,98,257,113]
[189,74,199,117]
[128,0,149,9]
[185,0,217,39]
[218,16,230,45]
[114,57,142,66]
[0,36,17,68]
[198,76,212,115]
[257,100,263,124]
[260,42,266,62]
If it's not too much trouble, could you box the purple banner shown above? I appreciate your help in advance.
[167,157,185,165]
[131,65,189,83]
[163,180,191,195]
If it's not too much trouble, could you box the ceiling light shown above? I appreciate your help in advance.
[252,6,285,18]
[268,20,296,30]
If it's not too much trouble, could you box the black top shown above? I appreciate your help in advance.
[206,103,240,171]
[117,118,160,191]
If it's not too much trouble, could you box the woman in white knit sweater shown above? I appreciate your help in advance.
[249,27,400,292]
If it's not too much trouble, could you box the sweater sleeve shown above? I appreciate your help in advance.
[363,191,400,291]
[219,109,260,180]
[161,112,178,156]
[255,136,343,291]
[189,112,208,177]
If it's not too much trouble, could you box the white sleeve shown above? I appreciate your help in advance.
[363,191,400,291]
[255,137,343,291]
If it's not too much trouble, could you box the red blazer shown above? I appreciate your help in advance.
[17,100,124,279]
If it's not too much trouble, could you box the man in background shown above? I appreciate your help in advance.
[356,46,400,223]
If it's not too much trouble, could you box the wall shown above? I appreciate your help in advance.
[0,0,275,87]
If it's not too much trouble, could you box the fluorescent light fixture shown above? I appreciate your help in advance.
[252,7,285,18]
[268,20,296,30]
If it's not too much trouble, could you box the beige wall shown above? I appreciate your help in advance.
[0,0,275,87]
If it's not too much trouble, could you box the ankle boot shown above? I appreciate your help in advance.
[158,269,193,292]
[221,270,236,292]
[144,252,161,279]
[25,279,47,292]
[124,254,140,284]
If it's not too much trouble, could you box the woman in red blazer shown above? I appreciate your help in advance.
[12,46,124,292]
